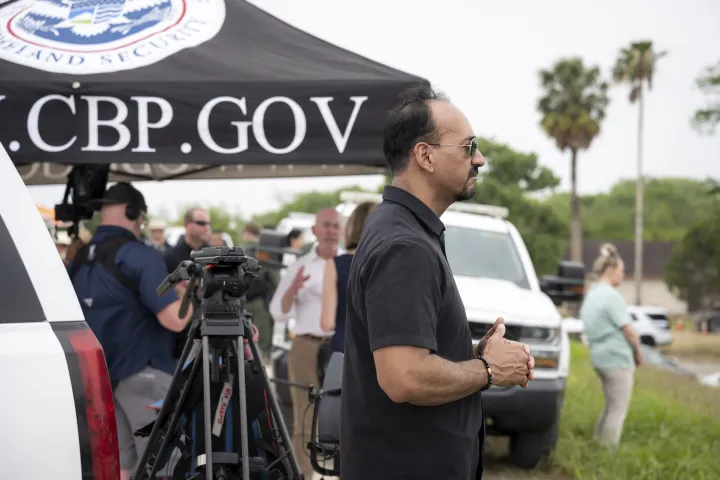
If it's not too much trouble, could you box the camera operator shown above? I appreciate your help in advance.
[68,182,194,480]
[239,222,279,364]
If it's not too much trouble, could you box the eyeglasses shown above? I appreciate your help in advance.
[427,137,478,158]
[192,220,211,227]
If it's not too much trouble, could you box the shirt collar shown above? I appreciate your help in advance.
[382,185,445,237]
[300,245,336,265]
[92,225,137,243]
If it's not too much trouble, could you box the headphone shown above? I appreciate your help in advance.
[125,204,141,221]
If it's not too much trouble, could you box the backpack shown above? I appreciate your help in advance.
[68,235,141,295]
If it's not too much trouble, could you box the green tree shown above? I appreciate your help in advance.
[473,137,568,275]
[206,206,244,243]
[612,40,667,304]
[545,177,719,242]
[665,204,720,311]
[691,60,720,134]
[251,186,371,228]
[537,57,610,263]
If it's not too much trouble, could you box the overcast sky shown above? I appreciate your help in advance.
[25,0,720,221]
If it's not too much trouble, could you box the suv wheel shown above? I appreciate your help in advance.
[508,420,559,469]
[640,336,656,347]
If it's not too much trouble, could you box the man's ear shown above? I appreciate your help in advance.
[411,142,434,173]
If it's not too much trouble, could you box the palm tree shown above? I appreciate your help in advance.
[691,60,720,135]
[537,58,610,263]
[612,41,667,306]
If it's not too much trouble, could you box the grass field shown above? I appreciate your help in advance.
[659,330,720,360]
[548,341,720,480]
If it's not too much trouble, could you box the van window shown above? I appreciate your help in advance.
[648,313,668,321]
[0,215,46,323]
[444,226,530,289]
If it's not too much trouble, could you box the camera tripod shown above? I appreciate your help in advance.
[133,247,304,480]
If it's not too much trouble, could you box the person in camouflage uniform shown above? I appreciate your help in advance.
[239,222,279,363]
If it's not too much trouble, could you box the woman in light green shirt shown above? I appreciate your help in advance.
[579,243,643,447]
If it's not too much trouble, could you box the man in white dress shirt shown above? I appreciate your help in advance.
[269,207,341,477]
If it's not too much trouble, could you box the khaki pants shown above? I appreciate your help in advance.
[594,367,634,447]
[288,335,326,478]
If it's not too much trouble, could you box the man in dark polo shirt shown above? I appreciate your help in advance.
[163,207,212,358]
[340,85,536,479]
[164,207,212,274]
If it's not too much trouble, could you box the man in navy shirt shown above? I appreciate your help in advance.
[70,182,194,480]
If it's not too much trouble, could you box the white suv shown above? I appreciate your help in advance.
[573,306,673,348]
[627,305,673,347]
[0,143,120,479]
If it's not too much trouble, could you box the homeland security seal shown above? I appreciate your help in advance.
[0,0,225,74]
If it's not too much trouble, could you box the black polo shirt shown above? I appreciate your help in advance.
[162,238,209,358]
[163,237,195,274]
[340,186,485,480]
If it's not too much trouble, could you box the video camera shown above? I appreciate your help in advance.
[54,165,110,236]
[245,229,305,271]
[134,246,303,480]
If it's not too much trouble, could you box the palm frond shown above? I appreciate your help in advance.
[536,57,610,152]
[613,40,667,94]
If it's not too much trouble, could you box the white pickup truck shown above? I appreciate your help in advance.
[272,190,585,469]
[0,143,120,479]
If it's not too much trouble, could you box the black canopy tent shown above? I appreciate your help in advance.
[0,0,427,186]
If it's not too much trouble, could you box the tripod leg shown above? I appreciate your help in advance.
[146,343,204,479]
[247,336,304,480]
[237,336,250,480]
[202,335,213,480]
[134,319,201,479]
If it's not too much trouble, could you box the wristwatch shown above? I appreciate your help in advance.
[477,355,492,392]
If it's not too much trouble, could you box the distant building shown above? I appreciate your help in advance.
[565,239,686,315]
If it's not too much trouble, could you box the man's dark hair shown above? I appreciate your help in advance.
[382,83,450,175]
[243,221,261,237]
[287,228,303,244]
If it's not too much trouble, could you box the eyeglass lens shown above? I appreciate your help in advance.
[469,138,477,158]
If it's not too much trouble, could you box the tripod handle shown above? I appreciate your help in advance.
[179,275,198,318]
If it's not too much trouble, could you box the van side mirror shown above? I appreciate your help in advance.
[540,261,586,306]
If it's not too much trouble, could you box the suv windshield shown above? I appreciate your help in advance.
[444,226,530,289]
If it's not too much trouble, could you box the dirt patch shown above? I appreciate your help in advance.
[660,331,720,360]
[482,437,570,480]
[675,357,720,376]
